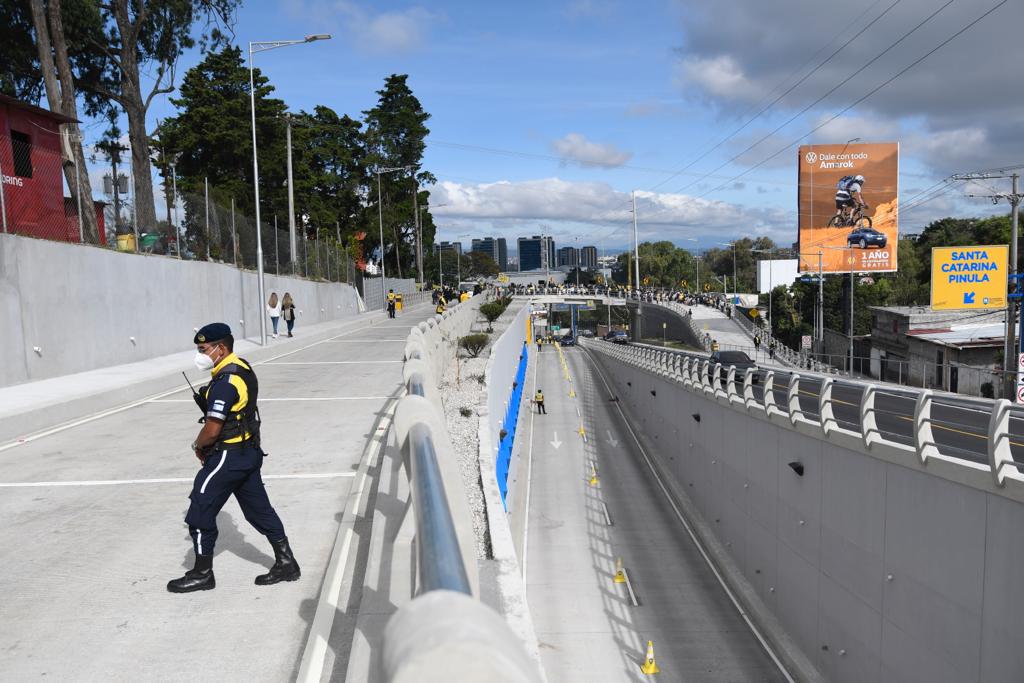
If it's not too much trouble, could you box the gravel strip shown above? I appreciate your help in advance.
[437,300,521,560]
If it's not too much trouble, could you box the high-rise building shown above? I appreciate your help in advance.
[517,235,555,271]
[470,237,510,271]
[497,238,508,271]
[434,241,463,255]
[580,245,598,270]
[471,237,497,263]
[557,246,579,268]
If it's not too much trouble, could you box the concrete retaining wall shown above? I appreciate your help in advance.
[586,342,1024,683]
[0,233,363,387]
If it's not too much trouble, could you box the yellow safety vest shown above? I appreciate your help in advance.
[535,391,544,402]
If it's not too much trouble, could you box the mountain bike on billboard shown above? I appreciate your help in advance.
[827,203,872,229]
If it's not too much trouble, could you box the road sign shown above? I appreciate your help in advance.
[1017,354,1024,404]
[801,335,812,351]
[551,325,561,333]
[930,245,1008,310]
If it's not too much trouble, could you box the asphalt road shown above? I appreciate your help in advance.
[524,342,788,681]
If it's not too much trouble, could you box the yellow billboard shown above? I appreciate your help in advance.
[930,245,1008,310]
[798,142,899,273]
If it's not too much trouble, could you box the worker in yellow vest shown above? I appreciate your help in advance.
[534,389,546,414]
[435,296,447,315]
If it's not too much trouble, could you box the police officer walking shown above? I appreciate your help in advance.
[168,323,300,593]
[535,388,546,414]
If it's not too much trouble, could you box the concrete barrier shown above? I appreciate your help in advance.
[582,338,1024,683]
[0,233,363,386]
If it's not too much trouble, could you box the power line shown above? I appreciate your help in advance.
[647,0,902,193]
[698,0,1009,199]
[683,0,958,199]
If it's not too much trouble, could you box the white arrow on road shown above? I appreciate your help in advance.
[551,432,563,450]
[606,430,619,447]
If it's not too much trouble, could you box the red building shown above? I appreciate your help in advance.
[0,93,105,243]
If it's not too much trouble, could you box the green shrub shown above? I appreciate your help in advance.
[459,333,490,358]
[479,302,505,331]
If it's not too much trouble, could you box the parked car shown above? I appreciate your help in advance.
[709,350,759,384]
[560,336,576,347]
[846,226,887,248]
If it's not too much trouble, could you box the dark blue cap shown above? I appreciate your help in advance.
[194,322,232,345]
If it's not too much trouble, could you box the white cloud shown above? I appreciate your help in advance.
[674,55,761,104]
[431,177,792,237]
[292,0,440,55]
[549,133,633,168]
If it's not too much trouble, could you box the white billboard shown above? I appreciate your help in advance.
[756,259,800,294]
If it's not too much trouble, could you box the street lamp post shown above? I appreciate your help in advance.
[249,34,331,345]
[686,238,699,293]
[375,165,411,310]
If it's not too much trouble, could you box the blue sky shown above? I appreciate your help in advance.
[84,0,1022,254]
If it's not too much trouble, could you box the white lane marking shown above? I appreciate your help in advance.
[581,347,797,683]
[0,472,358,488]
[297,401,395,682]
[150,397,394,403]
[261,361,402,365]
[521,346,541,582]
[601,501,613,526]
[0,317,416,452]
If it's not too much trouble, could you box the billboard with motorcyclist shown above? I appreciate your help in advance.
[797,142,898,273]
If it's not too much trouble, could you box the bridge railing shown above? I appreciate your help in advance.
[382,295,543,682]
[581,337,1024,495]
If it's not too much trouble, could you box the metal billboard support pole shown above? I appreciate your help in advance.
[0,157,7,233]
[1005,173,1020,397]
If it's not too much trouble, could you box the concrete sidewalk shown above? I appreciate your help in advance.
[0,305,435,681]
[686,303,785,368]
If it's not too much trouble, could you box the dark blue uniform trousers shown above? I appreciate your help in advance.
[185,445,286,555]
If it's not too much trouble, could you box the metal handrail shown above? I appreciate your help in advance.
[406,422,471,594]
[583,336,1024,495]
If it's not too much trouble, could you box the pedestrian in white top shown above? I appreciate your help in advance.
[267,292,282,338]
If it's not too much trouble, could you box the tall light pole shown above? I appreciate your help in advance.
[632,190,642,339]
[720,241,737,302]
[285,115,297,272]
[249,34,331,345]
[375,165,411,309]
[575,236,581,289]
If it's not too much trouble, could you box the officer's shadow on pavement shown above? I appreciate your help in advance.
[178,507,275,569]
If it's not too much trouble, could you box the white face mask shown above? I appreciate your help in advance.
[194,350,216,371]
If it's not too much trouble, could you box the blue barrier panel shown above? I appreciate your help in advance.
[496,347,529,506]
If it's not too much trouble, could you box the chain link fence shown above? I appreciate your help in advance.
[0,123,361,289]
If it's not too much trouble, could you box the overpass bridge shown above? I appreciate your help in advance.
[3,291,1024,682]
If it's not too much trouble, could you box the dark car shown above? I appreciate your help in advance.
[560,336,576,347]
[847,226,887,249]
[709,350,759,384]
[609,330,629,344]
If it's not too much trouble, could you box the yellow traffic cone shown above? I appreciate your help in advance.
[589,462,599,486]
[640,640,660,675]
[614,557,626,584]
[569,385,576,398]
[579,423,587,438]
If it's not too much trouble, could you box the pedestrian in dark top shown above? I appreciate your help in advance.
[281,293,296,337]
[167,323,299,593]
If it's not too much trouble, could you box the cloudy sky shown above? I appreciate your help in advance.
[119,0,1021,253]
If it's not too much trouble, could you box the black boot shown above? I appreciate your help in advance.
[167,553,215,593]
[255,537,300,585]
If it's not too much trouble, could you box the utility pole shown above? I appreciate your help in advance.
[850,270,855,374]
[412,171,423,286]
[286,115,297,272]
[957,170,1023,397]
[632,190,642,339]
